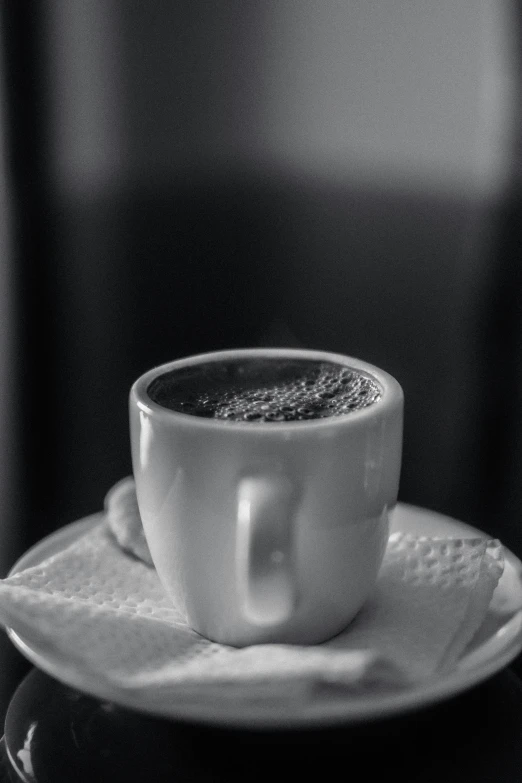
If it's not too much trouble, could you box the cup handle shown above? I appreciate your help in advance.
[236,475,298,626]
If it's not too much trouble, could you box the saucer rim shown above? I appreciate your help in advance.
[6,504,522,728]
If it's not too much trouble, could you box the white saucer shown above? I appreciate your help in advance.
[6,503,522,728]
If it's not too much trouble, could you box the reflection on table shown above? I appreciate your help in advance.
[1,666,522,782]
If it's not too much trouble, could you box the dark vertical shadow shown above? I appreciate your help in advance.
[0,0,50,726]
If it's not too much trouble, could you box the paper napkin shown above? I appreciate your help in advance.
[0,478,504,716]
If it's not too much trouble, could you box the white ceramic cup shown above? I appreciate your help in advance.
[130,348,403,646]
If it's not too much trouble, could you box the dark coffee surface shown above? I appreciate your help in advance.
[147,358,381,422]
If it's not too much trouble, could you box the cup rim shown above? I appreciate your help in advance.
[130,347,403,432]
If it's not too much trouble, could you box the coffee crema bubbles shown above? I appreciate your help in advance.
[147,358,382,423]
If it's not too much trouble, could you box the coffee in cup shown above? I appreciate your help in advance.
[147,357,382,422]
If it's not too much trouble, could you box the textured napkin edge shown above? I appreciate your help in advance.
[85,647,413,709]
[437,539,504,672]
[0,597,410,706]
[104,477,153,565]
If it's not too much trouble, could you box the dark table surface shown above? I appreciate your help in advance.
[2,663,522,783]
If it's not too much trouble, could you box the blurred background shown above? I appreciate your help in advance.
[0,0,521,717]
